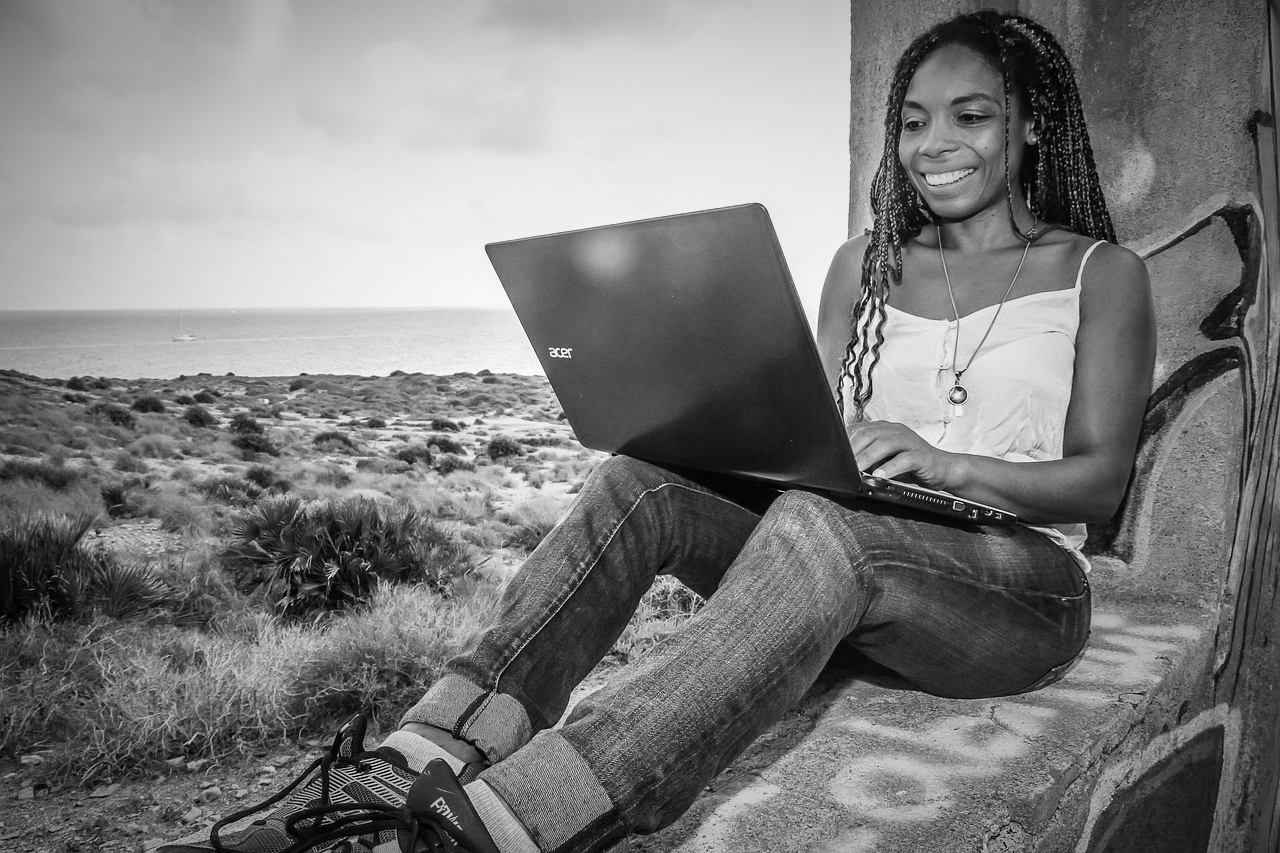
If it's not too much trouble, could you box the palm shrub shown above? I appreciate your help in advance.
[226,496,478,617]
[0,514,173,623]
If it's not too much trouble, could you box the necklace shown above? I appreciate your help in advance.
[937,237,1032,417]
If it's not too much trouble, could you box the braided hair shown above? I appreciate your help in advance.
[837,10,1115,420]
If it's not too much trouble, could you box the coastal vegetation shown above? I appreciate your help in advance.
[0,368,704,787]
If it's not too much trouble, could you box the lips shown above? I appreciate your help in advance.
[923,168,975,187]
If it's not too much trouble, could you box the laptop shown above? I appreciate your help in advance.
[484,203,1017,525]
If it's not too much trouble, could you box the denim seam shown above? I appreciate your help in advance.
[467,479,750,733]
[891,560,1089,600]
[454,692,489,741]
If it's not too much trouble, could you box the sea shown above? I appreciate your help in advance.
[0,307,544,381]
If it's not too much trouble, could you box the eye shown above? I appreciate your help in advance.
[901,117,925,133]
[957,111,991,125]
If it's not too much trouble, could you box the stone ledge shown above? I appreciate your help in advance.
[635,560,1220,852]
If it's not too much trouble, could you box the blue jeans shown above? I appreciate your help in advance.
[400,456,1090,853]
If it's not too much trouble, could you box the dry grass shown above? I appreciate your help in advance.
[0,369,626,783]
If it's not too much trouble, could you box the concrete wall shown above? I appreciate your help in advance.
[847,1,1276,849]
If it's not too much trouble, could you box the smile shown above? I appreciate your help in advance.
[923,168,975,187]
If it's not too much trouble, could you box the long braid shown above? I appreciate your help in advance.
[836,36,937,419]
[837,11,1115,419]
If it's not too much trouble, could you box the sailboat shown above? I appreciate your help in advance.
[173,308,196,342]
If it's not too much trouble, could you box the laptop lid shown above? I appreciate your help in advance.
[485,202,869,495]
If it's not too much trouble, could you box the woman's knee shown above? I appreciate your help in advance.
[583,455,679,497]
[758,490,851,545]
[744,491,871,586]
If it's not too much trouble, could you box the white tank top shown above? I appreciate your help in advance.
[845,240,1106,566]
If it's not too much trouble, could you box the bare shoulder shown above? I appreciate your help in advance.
[818,234,870,319]
[816,234,871,389]
[1076,239,1152,322]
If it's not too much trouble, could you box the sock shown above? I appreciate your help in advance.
[380,729,467,775]
[464,779,540,853]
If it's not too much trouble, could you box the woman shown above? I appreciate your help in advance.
[164,10,1154,853]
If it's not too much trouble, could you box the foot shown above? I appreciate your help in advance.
[399,760,503,853]
[400,722,486,766]
[156,714,487,853]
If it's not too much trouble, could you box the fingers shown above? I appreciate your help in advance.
[848,421,917,474]
[848,420,940,484]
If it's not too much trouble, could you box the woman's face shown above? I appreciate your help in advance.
[897,44,1035,225]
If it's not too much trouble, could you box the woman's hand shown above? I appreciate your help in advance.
[848,420,958,490]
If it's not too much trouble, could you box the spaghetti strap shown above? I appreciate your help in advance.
[1074,240,1106,290]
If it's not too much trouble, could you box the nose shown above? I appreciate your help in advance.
[917,120,957,158]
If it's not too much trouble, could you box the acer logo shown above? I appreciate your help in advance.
[548,347,574,359]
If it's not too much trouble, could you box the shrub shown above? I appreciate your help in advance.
[228,413,264,435]
[183,405,218,428]
[232,432,279,458]
[313,431,357,451]
[0,459,79,490]
[393,445,434,466]
[193,390,217,404]
[430,418,460,432]
[130,396,166,413]
[522,435,567,448]
[366,417,387,429]
[611,577,706,663]
[434,454,475,476]
[485,435,523,459]
[425,434,465,455]
[226,495,478,617]
[66,376,92,392]
[286,581,499,726]
[127,434,181,459]
[136,489,212,538]
[111,450,149,473]
[99,481,138,518]
[499,495,568,552]
[195,475,263,507]
[243,465,277,490]
[174,394,196,406]
[0,514,172,623]
[63,392,89,404]
[91,402,136,430]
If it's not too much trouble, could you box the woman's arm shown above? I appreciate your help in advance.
[815,234,869,393]
[849,242,1155,524]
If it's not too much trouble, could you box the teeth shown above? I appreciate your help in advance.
[924,168,975,187]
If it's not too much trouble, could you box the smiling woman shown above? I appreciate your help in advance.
[158,10,1155,853]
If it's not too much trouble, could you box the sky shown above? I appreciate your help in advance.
[0,0,851,315]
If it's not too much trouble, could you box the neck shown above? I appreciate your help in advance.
[934,195,1038,253]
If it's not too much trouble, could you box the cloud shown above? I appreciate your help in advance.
[477,0,746,42]
[478,0,678,40]
[297,40,548,152]
[48,154,250,226]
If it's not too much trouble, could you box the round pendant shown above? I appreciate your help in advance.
[947,384,968,406]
